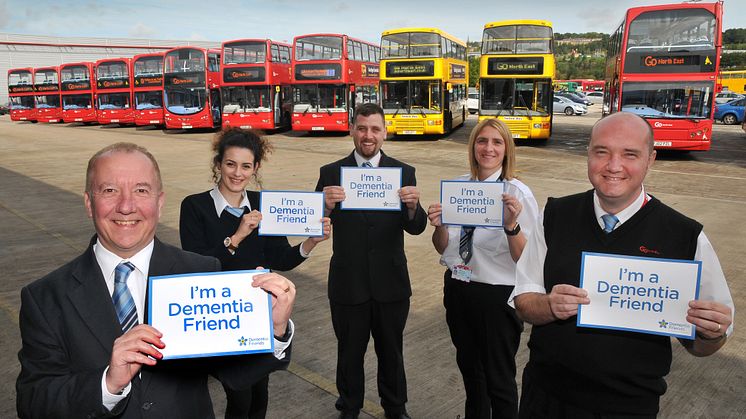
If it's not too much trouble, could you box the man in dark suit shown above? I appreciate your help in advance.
[16,142,297,419]
[315,103,427,419]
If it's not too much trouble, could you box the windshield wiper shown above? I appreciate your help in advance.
[515,94,532,120]
[393,101,405,117]
[302,104,312,116]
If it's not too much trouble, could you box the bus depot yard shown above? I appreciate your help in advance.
[1,111,745,418]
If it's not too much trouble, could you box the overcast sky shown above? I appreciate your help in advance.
[1,0,743,44]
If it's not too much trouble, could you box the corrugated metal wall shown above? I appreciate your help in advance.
[1,33,219,104]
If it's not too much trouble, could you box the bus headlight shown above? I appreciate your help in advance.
[386,120,392,126]
[533,123,542,129]
[427,120,435,125]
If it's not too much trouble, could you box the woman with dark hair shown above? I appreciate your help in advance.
[427,118,539,419]
[179,127,330,419]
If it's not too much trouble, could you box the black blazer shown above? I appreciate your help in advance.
[16,238,289,419]
[179,190,305,272]
[315,151,427,304]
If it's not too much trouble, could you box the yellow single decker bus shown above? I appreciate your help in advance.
[717,70,746,94]
[479,20,555,140]
[380,28,468,135]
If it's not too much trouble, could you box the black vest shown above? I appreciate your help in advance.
[526,190,702,414]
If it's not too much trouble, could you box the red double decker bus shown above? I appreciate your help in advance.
[60,62,97,123]
[95,58,134,125]
[34,66,62,123]
[221,39,292,130]
[7,68,36,122]
[291,33,380,132]
[132,52,165,126]
[163,47,222,129]
[603,1,723,151]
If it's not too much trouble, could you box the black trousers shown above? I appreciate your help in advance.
[444,271,523,419]
[330,299,410,415]
[223,375,269,419]
[518,369,657,419]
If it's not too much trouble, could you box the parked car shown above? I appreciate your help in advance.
[555,91,592,106]
[0,103,9,115]
[584,91,604,104]
[553,96,587,115]
[715,91,745,104]
[714,98,745,125]
[467,93,479,114]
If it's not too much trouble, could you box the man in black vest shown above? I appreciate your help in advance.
[512,112,734,418]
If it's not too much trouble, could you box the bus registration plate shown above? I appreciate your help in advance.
[311,127,325,131]
[150,120,160,124]
[182,125,192,129]
[402,130,418,135]
[111,119,119,123]
[654,141,672,147]
[512,134,523,138]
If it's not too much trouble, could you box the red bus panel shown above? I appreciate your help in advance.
[95,58,134,125]
[163,47,221,130]
[291,33,380,132]
[34,66,62,123]
[604,2,723,151]
[133,52,165,126]
[8,68,36,122]
[60,62,97,123]
[221,39,292,130]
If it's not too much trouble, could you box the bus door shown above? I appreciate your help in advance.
[210,89,221,127]
[348,84,355,125]
[274,85,281,127]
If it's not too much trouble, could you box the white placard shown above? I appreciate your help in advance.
[340,167,402,211]
[440,180,504,227]
[258,191,324,237]
[148,270,274,359]
[577,252,701,339]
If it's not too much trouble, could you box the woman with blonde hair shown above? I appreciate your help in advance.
[427,118,539,419]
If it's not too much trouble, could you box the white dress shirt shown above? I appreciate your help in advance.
[511,189,735,337]
[440,171,540,286]
[353,150,382,167]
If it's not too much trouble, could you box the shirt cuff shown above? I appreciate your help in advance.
[299,244,311,258]
[101,366,131,411]
[273,319,294,360]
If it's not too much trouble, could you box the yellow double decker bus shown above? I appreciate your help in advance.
[380,28,468,135]
[479,20,555,140]
[717,70,746,94]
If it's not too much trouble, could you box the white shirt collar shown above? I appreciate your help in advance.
[93,238,155,282]
[353,150,382,167]
[593,187,649,230]
[209,185,251,217]
[475,168,503,182]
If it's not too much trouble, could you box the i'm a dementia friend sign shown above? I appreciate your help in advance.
[577,252,701,339]
[259,191,324,237]
[440,180,504,227]
[148,270,274,359]
[340,167,402,211]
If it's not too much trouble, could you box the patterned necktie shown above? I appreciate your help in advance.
[459,226,476,263]
[113,262,138,333]
[602,214,619,233]
[361,161,373,168]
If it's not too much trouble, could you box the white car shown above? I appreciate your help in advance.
[467,93,479,114]
[584,91,604,104]
[553,96,587,115]
[715,91,745,104]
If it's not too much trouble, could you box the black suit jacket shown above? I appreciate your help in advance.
[16,238,289,419]
[315,151,427,304]
[179,190,305,272]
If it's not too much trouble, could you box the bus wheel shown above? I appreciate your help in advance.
[722,113,738,125]
[564,107,574,116]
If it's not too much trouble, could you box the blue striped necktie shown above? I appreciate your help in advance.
[602,214,619,233]
[361,161,373,168]
[113,262,138,333]
[459,226,475,264]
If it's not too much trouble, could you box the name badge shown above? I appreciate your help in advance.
[452,265,472,282]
